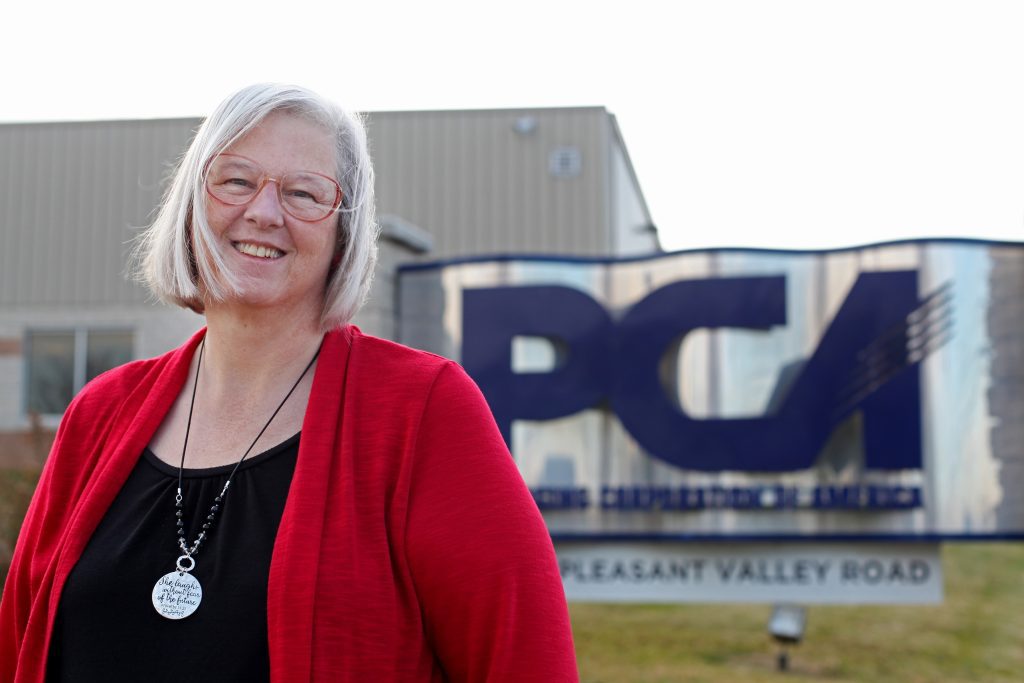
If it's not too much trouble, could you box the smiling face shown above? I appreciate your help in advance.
[202,111,339,324]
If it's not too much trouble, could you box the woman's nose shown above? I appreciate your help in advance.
[244,179,286,226]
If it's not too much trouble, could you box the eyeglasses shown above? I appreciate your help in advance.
[205,153,343,222]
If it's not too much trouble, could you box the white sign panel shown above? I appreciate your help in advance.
[399,240,1024,540]
[557,543,943,604]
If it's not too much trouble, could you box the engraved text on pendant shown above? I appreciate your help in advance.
[152,571,202,619]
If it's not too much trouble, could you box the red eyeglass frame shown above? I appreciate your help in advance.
[204,152,344,222]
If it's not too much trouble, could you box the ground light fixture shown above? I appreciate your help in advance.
[768,604,807,671]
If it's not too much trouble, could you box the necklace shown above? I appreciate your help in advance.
[151,338,321,620]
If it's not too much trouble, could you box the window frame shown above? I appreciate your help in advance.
[23,326,135,418]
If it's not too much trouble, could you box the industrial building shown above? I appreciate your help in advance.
[0,107,658,464]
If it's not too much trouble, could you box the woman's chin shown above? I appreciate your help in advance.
[210,286,321,322]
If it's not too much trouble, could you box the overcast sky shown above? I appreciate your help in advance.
[4,0,1022,251]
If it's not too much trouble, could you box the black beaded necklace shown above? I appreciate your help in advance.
[151,338,321,620]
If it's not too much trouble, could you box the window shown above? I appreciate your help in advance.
[25,329,133,415]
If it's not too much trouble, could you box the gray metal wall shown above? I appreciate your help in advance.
[0,118,198,306]
[368,107,622,259]
[0,108,655,307]
[0,106,656,435]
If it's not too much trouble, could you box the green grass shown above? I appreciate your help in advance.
[571,543,1024,682]
[2,468,1023,681]
[0,467,39,578]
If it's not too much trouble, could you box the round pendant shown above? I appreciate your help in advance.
[152,569,203,620]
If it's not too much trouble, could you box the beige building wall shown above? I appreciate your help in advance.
[0,118,198,306]
[0,108,656,305]
[0,107,657,437]
[370,107,624,258]
[0,305,200,465]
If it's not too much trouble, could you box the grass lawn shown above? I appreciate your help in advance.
[2,467,1022,681]
[0,467,38,573]
[571,543,1024,682]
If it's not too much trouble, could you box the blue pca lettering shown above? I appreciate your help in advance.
[463,271,924,473]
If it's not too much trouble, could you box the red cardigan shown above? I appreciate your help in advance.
[0,327,578,682]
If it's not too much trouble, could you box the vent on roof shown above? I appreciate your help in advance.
[548,146,581,178]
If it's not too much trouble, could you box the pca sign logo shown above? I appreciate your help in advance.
[463,270,945,474]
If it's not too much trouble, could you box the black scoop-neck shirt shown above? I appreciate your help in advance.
[46,433,300,682]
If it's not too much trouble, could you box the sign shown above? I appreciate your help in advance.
[557,543,943,604]
[398,240,1024,541]
[463,271,923,472]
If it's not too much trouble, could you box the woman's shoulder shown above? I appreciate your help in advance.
[348,328,464,380]
[80,357,159,399]
[74,351,176,410]
[64,336,196,427]
[344,328,483,405]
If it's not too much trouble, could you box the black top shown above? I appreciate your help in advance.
[46,434,300,682]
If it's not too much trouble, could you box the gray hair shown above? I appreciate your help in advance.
[136,83,378,330]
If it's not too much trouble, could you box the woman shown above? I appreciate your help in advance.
[0,84,578,682]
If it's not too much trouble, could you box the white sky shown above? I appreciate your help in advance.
[3,0,1022,251]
